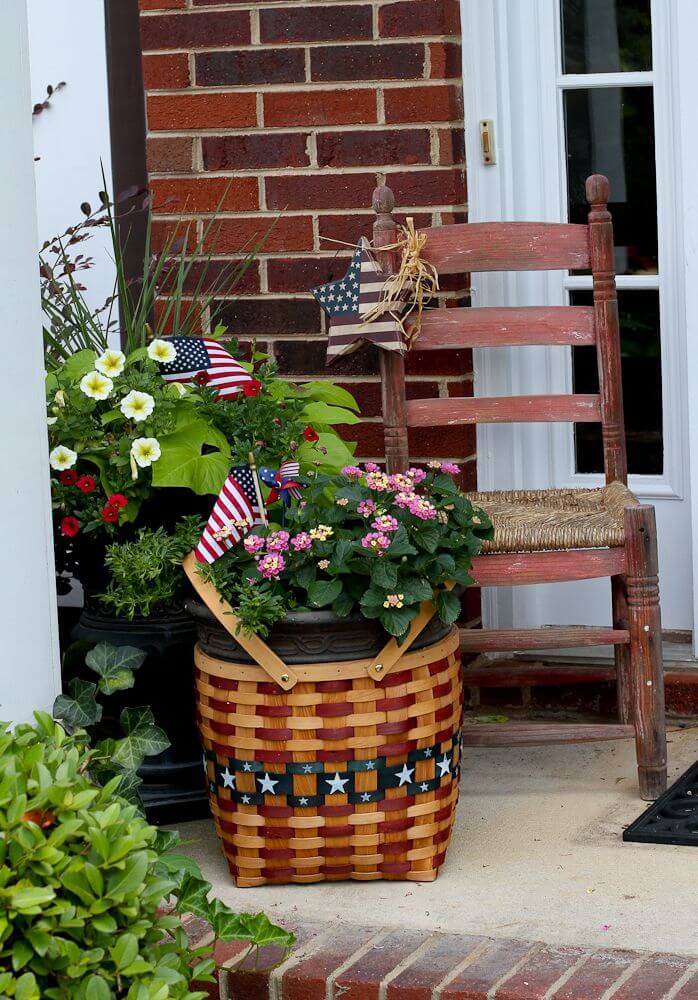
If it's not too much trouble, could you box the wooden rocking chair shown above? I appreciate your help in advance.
[372,174,666,801]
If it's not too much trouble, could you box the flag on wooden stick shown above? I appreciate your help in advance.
[194,464,265,564]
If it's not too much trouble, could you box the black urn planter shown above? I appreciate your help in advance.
[185,598,452,662]
[70,604,208,824]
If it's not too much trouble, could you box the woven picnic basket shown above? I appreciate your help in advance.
[183,554,463,886]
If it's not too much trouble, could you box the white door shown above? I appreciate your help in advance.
[461,0,697,640]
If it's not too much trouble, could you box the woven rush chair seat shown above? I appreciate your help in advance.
[466,480,638,554]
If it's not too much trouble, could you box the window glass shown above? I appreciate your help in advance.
[561,0,652,74]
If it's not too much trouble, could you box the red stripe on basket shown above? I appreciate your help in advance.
[260,847,295,859]
[375,693,416,712]
[259,805,294,818]
[319,804,354,817]
[201,673,239,691]
[261,867,295,879]
[321,824,353,838]
[255,749,294,763]
[432,680,454,699]
[320,864,353,876]
[377,741,413,757]
[205,697,239,713]
[262,827,291,840]
[376,720,411,736]
[255,704,293,718]
[429,657,452,675]
[315,702,353,717]
[257,681,286,695]
[323,846,353,857]
[381,861,411,874]
[434,705,452,723]
[320,726,355,740]
[381,795,416,811]
[254,727,294,741]
[315,679,354,693]
[318,749,354,763]
[380,817,412,834]
[383,668,413,688]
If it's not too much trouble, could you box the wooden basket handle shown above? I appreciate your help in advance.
[366,580,456,683]
[182,552,299,691]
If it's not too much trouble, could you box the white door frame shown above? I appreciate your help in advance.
[460,0,698,649]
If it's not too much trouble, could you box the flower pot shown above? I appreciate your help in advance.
[70,604,208,824]
[186,588,463,887]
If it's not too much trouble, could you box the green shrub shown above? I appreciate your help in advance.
[0,714,293,999]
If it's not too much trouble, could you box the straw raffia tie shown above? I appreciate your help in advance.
[361,219,439,346]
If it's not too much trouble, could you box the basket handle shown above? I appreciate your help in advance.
[366,580,456,683]
[182,552,299,691]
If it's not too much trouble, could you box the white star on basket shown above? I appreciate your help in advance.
[257,773,279,794]
[242,762,253,772]
[326,772,349,794]
[241,795,251,805]
[395,763,415,787]
[437,754,451,777]
[221,767,235,789]
[299,797,309,806]
[361,792,372,803]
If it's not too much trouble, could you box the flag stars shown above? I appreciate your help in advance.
[221,767,235,789]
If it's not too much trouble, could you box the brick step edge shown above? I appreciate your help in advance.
[181,913,698,1000]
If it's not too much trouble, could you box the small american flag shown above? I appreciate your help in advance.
[194,464,264,564]
[160,336,253,400]
[311,238,406,364]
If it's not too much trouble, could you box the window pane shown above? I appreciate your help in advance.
[564,87,657,275]
[561,0,652,74]
[572,290,662,474]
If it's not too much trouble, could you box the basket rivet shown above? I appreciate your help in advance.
[374,663,383,673]
[281,673,290,683]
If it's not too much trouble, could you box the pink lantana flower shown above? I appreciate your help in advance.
[394,490,418,509]
[257,553,286,578]
[388,473,414,492]
[361,532,391,554]
[407,467,427,484]
[441,462,460,475]
[243,535,265,554]
[409,498,437,520]
[291,532,312,552]
[357,498,377,517]
[266,530,290,552]
[371,514,398,533]
[342,465,363,478]
[366,471,391,492]
[364,462,380,472]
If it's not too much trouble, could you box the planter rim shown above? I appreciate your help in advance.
[185,598,366,629]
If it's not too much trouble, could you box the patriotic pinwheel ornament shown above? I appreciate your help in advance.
[258,460,305,507]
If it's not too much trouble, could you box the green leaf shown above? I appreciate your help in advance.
[386,526,417,558]
[301,401,360,426]
[359,587,385,611]
[332,591,355,618]
[330,538,353,572]
[111,707,170,770]
[85,975,111,1000]
[173,873,212,921]
[85,643,147,695]
[294,563,316,591]
[436,589,462,625]
[296,431,356,475]
[238,912,295,949]
[60,349,97,380]
[53,679,103,729]
[399,576,434,604]
[296,381,359,412]
[107,851,149,898]
[12,939,33,970]
[307,578,343,608]
[153,417,231,495]
[111,933,139,970]
[379,605,418,637]
[370,560,398,590]
[413,522,440,553]
[14,973,40,1000]
[8,886,56,911]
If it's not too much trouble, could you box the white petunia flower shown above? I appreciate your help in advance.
[49,445,77,471]
[95,349,126,378]
[147,339,177,364]
[120,390,155,422]
[80,370,113,401]
[131,437,161,468]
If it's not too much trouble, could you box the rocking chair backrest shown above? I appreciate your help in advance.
[372,174,627,485]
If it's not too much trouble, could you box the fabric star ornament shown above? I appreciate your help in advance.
[312,238,407,364]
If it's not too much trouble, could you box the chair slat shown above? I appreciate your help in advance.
[412,306,595,349]
[406,394,601,426]
[470,548,627,586]
[461,722,634,747]
[418,222,590,274]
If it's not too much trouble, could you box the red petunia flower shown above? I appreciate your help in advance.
[107,493,128,510]
[243,379,262,398]
[76,475,96,494]
[59,470,79,486]
[302,426,319,443]
[60,516,80,537]
[194,372,209,385]
[100,505,119,524]
[22,809,56,829]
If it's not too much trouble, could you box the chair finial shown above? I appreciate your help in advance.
[586,174,610,207]
[372,184,395,216]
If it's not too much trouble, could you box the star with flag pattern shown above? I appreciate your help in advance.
[311,238,406,364]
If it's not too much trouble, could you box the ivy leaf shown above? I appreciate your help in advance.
[238,912,295,948]
[53,679,102,729]
[307,579,343,608]
[111,707,169,771]
[111,768,143,805]
[153,416,231,495]
[173,873,213,921]
[85,643,147,695]
[371,560,398,590]
[436,589,462,625]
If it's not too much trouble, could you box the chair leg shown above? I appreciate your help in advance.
[612,575,632,725]
[624,504,667,800]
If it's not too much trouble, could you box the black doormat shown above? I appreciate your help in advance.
[623,760,698,846]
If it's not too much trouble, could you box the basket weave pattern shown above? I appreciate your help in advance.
[196,627,462,886]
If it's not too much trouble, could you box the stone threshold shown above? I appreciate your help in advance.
[183,914,698,1000]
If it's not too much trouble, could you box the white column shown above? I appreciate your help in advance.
[0,0,60,721]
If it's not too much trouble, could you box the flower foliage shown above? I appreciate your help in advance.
[200,464,493,641]
[0,714,293,999]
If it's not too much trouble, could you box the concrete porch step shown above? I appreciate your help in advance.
[183,915,698,999]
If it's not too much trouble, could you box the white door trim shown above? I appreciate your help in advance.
[460,0,697,642]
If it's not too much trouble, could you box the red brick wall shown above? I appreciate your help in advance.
[137,0,473,484]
